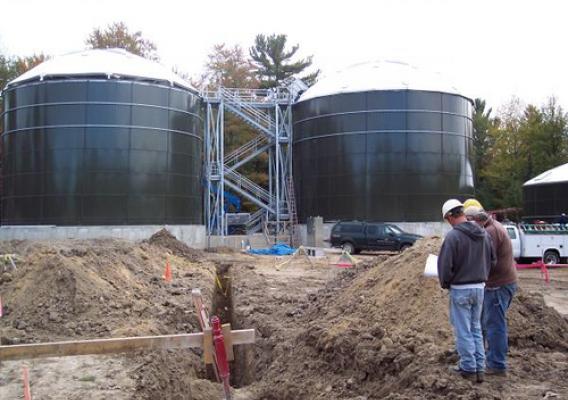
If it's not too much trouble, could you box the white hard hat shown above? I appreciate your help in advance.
[442,199,464,219]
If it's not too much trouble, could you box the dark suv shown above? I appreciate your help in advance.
[329,221,422,254]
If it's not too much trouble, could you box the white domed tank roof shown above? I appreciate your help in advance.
[524,163,568,186]
[298,60,464,102]
[6,48,195,91]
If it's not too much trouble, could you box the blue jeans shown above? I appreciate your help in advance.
[450,288,485,373]
[482,283,517,370]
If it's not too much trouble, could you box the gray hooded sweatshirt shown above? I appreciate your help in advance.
[437,221,495,289]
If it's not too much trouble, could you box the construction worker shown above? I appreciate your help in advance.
[438,199,495,383]
[464,199,518,377]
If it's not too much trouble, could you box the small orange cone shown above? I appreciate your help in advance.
[332,251,358,268]
[334,253,354,268]
[23,366,32,400]
[163,258,173,282]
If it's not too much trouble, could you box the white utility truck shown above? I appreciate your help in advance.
[505,223,568,264]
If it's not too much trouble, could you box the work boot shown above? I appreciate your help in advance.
[476,371,485,383]
[485,367,507,377]
[448,366,476,382]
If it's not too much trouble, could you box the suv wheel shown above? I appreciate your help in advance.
[400,244,411,253]
[342,242,355,254]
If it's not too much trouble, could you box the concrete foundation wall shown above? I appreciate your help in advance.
[0,225,206,248]
[0,221,450,251]
[208,233,269,249]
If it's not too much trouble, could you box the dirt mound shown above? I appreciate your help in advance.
[509,291,568,351]
[0,239,215,344]
[146,229,203,261]
[0,238,224,399]
[256,237,568,399]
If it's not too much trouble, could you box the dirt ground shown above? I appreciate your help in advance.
[1,232,567,399]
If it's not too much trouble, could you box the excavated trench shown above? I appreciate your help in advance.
[211,263,233,325]
[137,255,329,398]
[134,261,254,399]
[209,262,255,389]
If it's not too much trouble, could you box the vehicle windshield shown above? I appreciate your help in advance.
[387,225,404,235]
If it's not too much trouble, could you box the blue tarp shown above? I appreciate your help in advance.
[247,243,296,256]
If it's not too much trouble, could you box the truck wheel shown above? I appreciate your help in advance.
[543,250,560,265]
[342,242,355,254]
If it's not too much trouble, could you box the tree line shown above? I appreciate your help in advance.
[1,22,318,92]
[1,21,567,214]
[473,97,568,211]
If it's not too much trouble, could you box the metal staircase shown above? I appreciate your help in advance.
[203,85,296,239]
[224,169,274,212]
[220,88,277,136]
[245,208,267,234]
[224,135,271,170]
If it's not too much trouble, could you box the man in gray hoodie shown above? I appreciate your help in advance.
[438,199,495,383]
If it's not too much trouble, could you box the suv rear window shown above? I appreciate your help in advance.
[367,225,378,235]
[340,223,363,233]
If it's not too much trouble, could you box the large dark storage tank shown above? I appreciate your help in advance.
[523,163,568,221]
[1,49,202,225]
[292,61,474,222]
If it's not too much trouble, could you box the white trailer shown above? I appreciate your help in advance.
[505,223,568,264]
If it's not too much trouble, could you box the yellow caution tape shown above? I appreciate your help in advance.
[215,274,229,296]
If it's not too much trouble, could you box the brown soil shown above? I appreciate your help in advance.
[1,234,567,400]
[146,228,205,262]
[0,238,212,342]
[0,235,216,400]
[249,238,568,399]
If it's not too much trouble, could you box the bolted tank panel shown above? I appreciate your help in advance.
[523,183,568,220]
[1,79,202,225]
[292,90,474,222]
[523,163,568,220]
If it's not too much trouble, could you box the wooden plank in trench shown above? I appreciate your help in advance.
[0,330,255,361]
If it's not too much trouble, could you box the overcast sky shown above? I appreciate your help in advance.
[1,0,566,112]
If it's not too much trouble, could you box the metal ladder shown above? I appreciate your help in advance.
[287,177,299,246]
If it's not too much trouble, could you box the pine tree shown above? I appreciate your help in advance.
[249,34,319,88]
